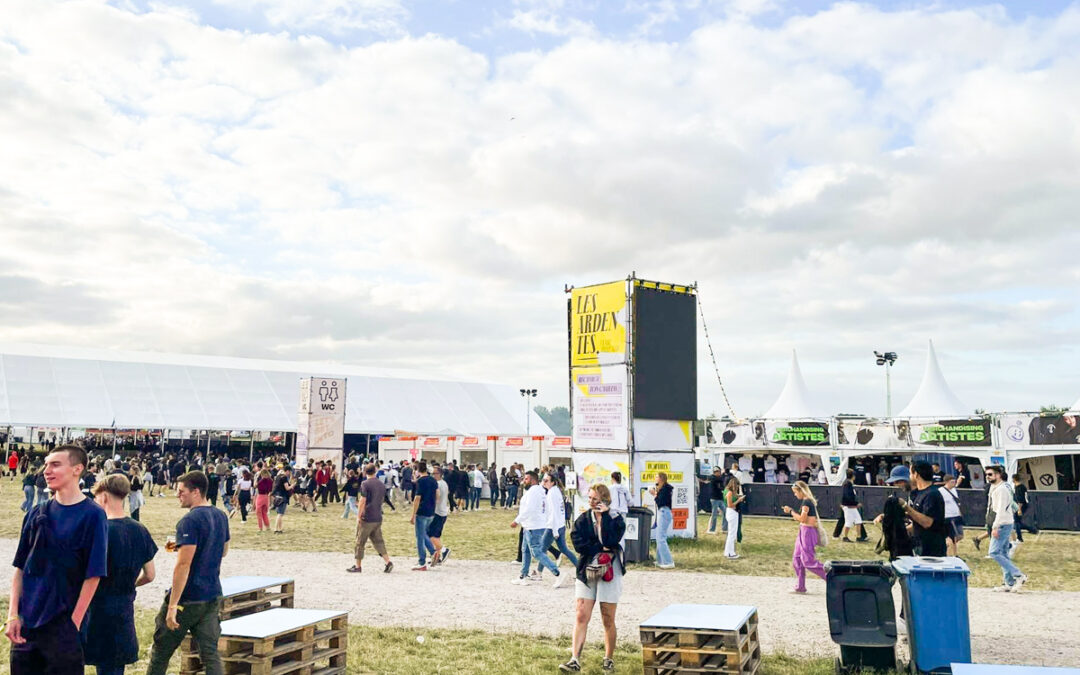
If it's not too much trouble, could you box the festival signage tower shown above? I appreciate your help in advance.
[297,377,347,472]
[567,275,698,538]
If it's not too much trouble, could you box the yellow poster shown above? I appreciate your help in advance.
[570,280,628,367]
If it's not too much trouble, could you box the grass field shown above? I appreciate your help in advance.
[0,481,1074,590]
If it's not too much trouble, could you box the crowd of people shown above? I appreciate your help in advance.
[4,435,1043,673]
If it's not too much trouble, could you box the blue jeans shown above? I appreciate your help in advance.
[414,515,434,565]
[541,527,580,568]
[341,496,357,519]
[506,485,518,507]
[989,522,1023,586]
[470,487,482,510]
[708,499,724,532]
[490,486,499,506]
[35,488,47,506]
[655,506,674,566]
[21,486,34,512]
[522,529,560,577]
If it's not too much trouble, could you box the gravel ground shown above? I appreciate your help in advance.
[1,539,1075,667]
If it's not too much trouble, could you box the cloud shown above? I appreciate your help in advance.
[1,0,1079,417]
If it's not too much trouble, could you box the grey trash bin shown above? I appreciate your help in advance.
[624,506,653,563]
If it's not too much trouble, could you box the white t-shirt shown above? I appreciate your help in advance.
[738,455,752,472]
[472,471,484,488]
[610,483,631,515]
[941,486,961,519]
[435,479,450,517]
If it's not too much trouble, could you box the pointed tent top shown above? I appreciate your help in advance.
[763,350,820,418]
[897,340,970,418]
[1071,396,1080,412]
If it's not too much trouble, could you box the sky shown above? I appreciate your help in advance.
[1,0,1079,419]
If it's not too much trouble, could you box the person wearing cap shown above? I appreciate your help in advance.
[874,463,946,557]
[705,467,726,535]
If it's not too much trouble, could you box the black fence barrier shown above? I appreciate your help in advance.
[1032,491,1080,530]
[742,483,778,516]
[694,482,1080,532]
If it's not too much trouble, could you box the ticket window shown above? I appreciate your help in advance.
[422,450,447,465]
[460,450,489,468]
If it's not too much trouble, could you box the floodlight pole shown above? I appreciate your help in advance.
[520,388,537,436]
[885,362,892,418]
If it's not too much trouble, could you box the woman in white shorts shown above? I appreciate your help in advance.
[559,484,625,673]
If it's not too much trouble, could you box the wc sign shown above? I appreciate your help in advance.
[299,378,346,416]
[316,379,343,413]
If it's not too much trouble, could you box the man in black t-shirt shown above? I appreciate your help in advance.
[904,462,947,556]
[953,459,971,489]
[148,470,229,675]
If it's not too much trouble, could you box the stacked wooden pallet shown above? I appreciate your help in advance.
[639,604,761,675]
[185,608,348,675]
[179,577,347,675]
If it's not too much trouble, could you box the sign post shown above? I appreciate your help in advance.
[297,377,347,472]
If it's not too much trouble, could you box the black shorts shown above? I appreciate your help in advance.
[947,516,964,539]
[427,514,447,538]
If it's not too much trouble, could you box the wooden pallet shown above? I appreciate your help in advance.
[221,580,296,621]
[181,609,347,675]
[640,606,761,675]
[182,577,298,670]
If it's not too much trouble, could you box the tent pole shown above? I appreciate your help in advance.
[249,432,255,465]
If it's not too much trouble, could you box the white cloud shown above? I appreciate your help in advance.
[207,0,409,34]
[1,0,1079,416]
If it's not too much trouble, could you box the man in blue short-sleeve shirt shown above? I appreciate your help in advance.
[410,462,439,570]
[147,470,230,675]
[7,445,107,675]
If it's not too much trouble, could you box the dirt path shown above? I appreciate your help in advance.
[0,540,1074,667]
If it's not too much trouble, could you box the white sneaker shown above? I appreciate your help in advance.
[726,554,740,560]
[529,571,543,582]
[1012,574,1028,592]
[511,576,530,585]
[656,562,676,570]
[553,572,571,589]
[991,584,1012,592]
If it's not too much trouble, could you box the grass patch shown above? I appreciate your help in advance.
[0,484,1076,590]
[0,598,851,674]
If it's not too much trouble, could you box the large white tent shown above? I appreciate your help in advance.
[0,343,553,436]
[762,350,821,418]
[1071,395,1080,412]
[897,340,970,418]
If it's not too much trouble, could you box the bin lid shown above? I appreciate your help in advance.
[890,556,970,575]
[628,506,654,515]
[824,560,894,578]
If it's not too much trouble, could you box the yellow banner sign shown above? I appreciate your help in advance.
[570,281,627,367]
[638,460,684,483]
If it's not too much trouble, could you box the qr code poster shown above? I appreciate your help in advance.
[632,452,697,539]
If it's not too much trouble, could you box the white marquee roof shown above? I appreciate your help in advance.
[763,350,822,418]
[0,343,554,436]
[897,340,970,418]
[1071,396,1080,412]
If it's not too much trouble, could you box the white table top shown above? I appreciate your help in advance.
[952,665,1080,674]
[220,576,293,597]
[220,608,346,638]
[640,604,757,632]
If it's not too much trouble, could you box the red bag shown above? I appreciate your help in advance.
[598,553,614,582]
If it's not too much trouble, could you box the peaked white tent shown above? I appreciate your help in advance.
[763,350,821,418]
[1071,396,1080,412]
[897,340,970,418]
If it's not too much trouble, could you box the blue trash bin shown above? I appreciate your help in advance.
[891,556,971,674]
